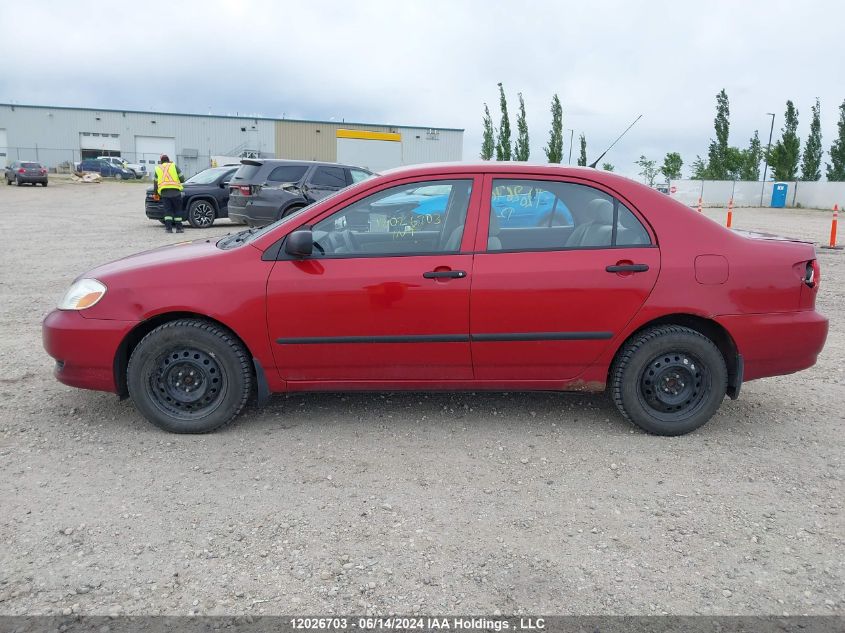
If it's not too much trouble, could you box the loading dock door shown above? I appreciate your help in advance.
[135,136,176,174]
[336,129,401,172]
[79,132,121,159]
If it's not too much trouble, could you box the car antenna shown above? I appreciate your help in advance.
[588,114,643,169]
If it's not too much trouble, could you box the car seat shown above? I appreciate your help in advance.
[565,198,614,248]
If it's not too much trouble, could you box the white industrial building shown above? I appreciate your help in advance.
[0,103,464,176]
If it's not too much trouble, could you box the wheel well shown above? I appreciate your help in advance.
[611,314,741,397]
[113,312,252,398]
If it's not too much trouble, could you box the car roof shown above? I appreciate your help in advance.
[241,159,370,171]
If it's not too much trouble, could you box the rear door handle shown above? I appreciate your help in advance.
[606,264,649,273]
[423,270,467,279]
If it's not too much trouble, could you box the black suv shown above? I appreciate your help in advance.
[145,165,239,228]
[227,159,373,227]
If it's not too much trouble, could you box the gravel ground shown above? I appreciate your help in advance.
[0,180,842,616]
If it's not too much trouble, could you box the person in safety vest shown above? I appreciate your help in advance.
[154,154,186,233]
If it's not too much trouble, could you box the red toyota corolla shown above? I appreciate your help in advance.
[43,163,828,435]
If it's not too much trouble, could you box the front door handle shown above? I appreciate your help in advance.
[606,263,649,273]
[423,270,467,279]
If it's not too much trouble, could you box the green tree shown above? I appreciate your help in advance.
[800,98,822,181]
[739,131,762,180]
[495,82,511,161]
[690,156,708,179]
[514,92,530,161]
[635,155,659,186]
[769,100,801,181]
[544,94,563,163]
[577,134,587,166]
[660,152,683,181]
[827,99,845,181]
[480,103,495,160]
[601,162,614,172]
[705,89,731,179]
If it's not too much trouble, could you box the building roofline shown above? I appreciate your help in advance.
[0,102,465,133]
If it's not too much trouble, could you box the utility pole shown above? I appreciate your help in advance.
[760,112,775,206]
[566,129,574,164]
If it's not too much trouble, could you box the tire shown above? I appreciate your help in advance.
[115,172,124,181]
[188,199,216,228]
[16,176,22,186]
[42,182,48,187]
[5,177,10,185]
[126,319,253,433]
[610,325,727,436]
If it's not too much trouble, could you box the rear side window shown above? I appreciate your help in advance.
[231,164,262,181]
[349,169,371,184]
[311,166,346,188]
[487,179,651,252]
[267,165,308,183]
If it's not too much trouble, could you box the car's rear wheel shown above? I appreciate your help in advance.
[15,176,22,186]
[188,199,216,228]
[610,325,727,436]
[126,319,253,433]
[42,181,48,187]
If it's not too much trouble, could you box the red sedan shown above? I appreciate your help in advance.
[43,163,828,435]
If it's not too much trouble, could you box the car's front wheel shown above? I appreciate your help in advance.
[115,172,124,181]
[126,319,253,433]
[188,199,216,228]
[610,325,727,436]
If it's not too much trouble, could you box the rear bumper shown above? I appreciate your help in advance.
[716,310,828,381]
[12,175,48,183]
[42,310,136,393]
[227,200,278,227]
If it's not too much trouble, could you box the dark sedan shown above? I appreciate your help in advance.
[145,166,238,228]
[5,161,48,186]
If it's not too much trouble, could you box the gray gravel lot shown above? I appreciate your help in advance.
[0,179,842,616]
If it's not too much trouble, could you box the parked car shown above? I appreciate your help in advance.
[43,163,828,435]
[97,156,146,179]
[144,165,239,228]
[77,158,134,180]
[227,159,373,227]
[5,160,48,186]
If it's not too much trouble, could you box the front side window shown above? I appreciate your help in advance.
[311,179,473,257]
[349,169,372,184]
[311,166,346,188]
[487,179,650,251]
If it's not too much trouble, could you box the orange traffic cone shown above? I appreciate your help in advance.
[726,198,733,228]
[823,204,843,250]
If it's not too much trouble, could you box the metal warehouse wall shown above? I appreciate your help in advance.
[275,120,463,166]
[0,104,276,174]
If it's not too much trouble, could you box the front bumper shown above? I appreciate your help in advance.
[716,310,828,382]
[42,310,136,393]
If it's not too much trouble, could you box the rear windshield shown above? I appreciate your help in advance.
[231,164,262,181]
[267,165,308,183]
[22,162,41,168]
[186,167,233,185]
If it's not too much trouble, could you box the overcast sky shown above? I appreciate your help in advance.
[2,0,843,179]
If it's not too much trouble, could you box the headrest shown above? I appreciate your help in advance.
[587,198,614,224]
[488,213,501,236]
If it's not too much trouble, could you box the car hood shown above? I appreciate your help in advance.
[82,238,222,282]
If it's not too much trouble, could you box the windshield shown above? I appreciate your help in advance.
[186,167,232,185]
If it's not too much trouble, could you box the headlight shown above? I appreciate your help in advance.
[58,279,107,310]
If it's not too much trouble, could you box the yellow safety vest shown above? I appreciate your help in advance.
[155,162,183,192]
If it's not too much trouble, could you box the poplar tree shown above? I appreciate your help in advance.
[495,83,512,161]
[514,93,530,161]
[480,103,495,160]
[544,94,563,163]
[769,100,801,181]
[827,99,845,181]
[577,134,587,166]
[800,98,822,181]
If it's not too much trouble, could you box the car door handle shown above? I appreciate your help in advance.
[606,264,649,273]
[423,270,467,279]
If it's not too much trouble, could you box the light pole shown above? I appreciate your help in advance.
[760,112,775,206]
[566,129,574,164]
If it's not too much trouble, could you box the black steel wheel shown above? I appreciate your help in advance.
[610,325,727,435]
[127,319,252,433]
[188,199,216,228]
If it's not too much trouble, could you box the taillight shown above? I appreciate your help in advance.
[237,185,252,196]
[806,259,820,289]
[40,169,47,175]
[18,168,25,174]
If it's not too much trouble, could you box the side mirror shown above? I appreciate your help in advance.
[284,229,314,257]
